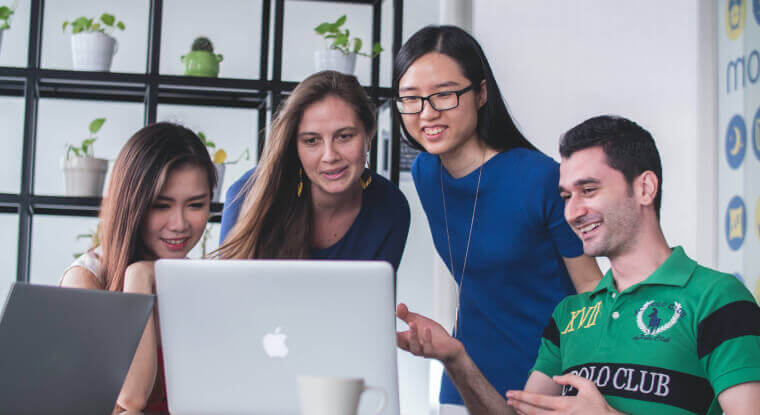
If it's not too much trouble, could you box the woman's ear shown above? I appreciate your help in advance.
[477,79,488,109]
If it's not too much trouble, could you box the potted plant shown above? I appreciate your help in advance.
[61,118,109,197]
[313,15,383,75]
[0,5,14,55]
[198,131,249,202]
[181,37,223,77]
[199,224,214,258]
[63,13,125,71]
[72,224,101,259]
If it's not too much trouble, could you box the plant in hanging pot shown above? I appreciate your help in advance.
[0,5,14,55]
[72,223,101,259]
[62,13,125,71]
[197,131,249,202]
[61,118,109,197]
[181,37,223,77]
[313,15,383,75]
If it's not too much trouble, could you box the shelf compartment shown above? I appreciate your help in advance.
[158,76,270,108]
[38,70,148,103]
[27,196,223,222]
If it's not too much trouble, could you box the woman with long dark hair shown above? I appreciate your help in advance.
[217,71,410,269]
[61,123,216,412]
[392,26,602,412]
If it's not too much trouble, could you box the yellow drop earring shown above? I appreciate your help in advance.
[297,168,304,198]
[359,171,372,190]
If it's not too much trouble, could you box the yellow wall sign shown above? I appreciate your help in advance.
[726,0,746,40]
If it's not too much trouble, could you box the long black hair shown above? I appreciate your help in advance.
[393,25,537,153]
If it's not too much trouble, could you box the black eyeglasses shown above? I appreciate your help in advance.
[393,85,474,114]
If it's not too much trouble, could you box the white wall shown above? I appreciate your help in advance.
[473,0,718,267]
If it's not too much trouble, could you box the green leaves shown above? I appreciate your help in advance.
[99,13,125,30]
[100,13,115,26]
[197,131,249,165]
[314,15,383,58]
[80,138,96,155]
[89,118,106,134]
[314,22,332,35]
[371,42,383,57]
[63,17,92,34]
[63,13,125,34]
[331,32,349,50]
[334,15,346,28]
[67,145,81,158]
[66,117,106,160]
[0,6,13,30]
[198,131,216,149]
[315,15,346,36]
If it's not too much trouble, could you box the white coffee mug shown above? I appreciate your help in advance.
[297,375,387,415]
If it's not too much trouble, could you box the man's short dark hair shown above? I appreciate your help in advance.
[559,115,663,218]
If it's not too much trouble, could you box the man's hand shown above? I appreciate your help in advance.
[505,374,622,415]
[396,303,465,365]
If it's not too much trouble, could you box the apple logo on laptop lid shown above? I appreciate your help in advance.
[263,326,289,358]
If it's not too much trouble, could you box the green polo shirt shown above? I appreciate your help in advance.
[532,247,760,414]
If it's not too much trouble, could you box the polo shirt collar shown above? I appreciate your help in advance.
[590,271,616,298]
[589,246,697,298]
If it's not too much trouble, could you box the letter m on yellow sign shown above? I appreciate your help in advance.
[561,301,603,334]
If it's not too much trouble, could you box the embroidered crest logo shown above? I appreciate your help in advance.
[634,300,684,342]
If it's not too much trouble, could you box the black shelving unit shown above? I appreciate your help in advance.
[0,0,404,283]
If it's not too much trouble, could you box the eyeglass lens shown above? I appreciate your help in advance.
[396,92,459,114]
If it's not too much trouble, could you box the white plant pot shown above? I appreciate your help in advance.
[213,163,225,202]
[0,30,4,56]
[61,157,109,197]
[71,32,118,71]
[314,49,356,75]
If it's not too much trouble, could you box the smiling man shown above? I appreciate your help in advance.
[397,115,760,414]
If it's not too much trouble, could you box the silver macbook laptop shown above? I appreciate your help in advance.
[155,259,400,415]
[0,283,155,415]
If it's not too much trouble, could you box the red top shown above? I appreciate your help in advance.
[144,346,169,412]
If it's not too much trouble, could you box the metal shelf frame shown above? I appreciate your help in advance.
[3,0,404,283]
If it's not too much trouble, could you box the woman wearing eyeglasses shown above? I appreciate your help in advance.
[392,26,602,413]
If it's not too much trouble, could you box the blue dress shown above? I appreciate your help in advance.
[220,168,411,271]
[412,148,584,404]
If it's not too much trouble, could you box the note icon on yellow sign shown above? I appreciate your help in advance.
[726,196,746,251]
